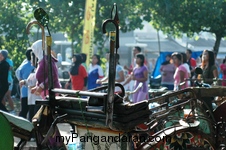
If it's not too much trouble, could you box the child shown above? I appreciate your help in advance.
[20,51,41,121]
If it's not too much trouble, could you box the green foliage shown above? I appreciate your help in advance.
[0,0,145,70]
[144,0,226,54]
[0,0,32,70]
[29,0,144,56]
[94,0,144,54]
[3,0,226,71]
[101,57,107,74]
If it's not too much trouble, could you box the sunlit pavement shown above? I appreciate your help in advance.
[14,137,36,149]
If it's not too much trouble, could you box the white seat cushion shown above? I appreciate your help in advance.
[0,110,33,132]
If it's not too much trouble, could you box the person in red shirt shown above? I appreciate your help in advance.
[186,49,197,76]
[186,49,197,87]
[65,54,87,90]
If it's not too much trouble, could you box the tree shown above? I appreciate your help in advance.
[93,0,145,55]
[144,0,225,54]
[30,0,145,56]
[0,0,146,70]
[48,0,86,55]
[0,0,32,70]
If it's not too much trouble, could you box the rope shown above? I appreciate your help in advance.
[78,94,96,150]
[43,50,46,97]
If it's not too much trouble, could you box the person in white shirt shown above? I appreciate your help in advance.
[96,54,125,92]
[181,53,191,86]
[19,51,41,121]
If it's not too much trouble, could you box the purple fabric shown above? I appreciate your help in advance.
[133,66,148,103]
[36,56,61,89]
[160,63,175,85]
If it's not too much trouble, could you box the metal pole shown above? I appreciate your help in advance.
[157,30,161,54]
[102,3,119,129]
[106,31,116,127]
[26,20,45,50]
[46,36,53,90]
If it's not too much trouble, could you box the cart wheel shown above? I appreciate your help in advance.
[0,112,14,150]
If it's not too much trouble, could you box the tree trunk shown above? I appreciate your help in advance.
[213,33,222,55]
[71,31,74,57]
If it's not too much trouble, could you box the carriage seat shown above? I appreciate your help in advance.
[55,95,149,116]
[113,100,150,124]
[114,100,149,115]
[0,110,33,132]
[55,95,150,127]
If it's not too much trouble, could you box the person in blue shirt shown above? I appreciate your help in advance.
[87,54,104,90]
[15,59,27,80]
[16,48,34,118]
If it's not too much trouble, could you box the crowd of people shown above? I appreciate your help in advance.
[160,49,223,91]
[0,43,151,121]
[1,43,226,125]
[65,46,150,103]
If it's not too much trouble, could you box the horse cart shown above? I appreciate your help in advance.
[0,4,226,150]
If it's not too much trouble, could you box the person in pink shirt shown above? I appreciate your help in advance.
[220,58,226,86]
[172,52,189,91]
